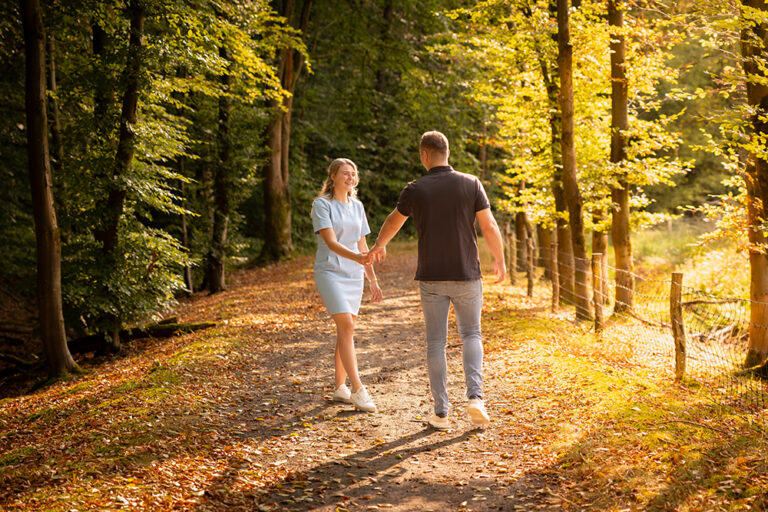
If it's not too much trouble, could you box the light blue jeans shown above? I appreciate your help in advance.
[419,280,483,417]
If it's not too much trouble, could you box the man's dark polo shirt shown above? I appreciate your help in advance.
[396,165,490,281]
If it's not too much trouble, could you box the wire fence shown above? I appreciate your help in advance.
[504,240,768,430]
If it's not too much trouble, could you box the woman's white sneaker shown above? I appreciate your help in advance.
[350,386,376,412]
[332,383,352,403]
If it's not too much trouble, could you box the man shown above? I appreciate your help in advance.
[367,131,505,430]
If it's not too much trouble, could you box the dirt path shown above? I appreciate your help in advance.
[171,245,562,512]
[0,245,572,511]
[4,244,768,511]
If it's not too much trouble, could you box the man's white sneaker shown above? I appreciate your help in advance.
[428,413,450,430]
[350,386,376,412]
[467,398,490,425]
[332,384,352,403]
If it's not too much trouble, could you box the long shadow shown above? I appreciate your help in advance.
[192,427,492,511]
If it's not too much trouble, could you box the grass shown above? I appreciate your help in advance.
[482,277,768,511]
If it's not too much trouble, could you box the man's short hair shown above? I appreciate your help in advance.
[420,131,449,156]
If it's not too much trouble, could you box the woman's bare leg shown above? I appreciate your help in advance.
[332,313,362,391]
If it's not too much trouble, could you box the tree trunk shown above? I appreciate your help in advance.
[608,0,634,314]
[504,219,516,286]
[592,211,609,305]
[539,63,573,304]
[557,0,592,320]
[180,172,193,295]
[46,34,62,173]
[95,1,144,257]
[20,0,78,377]
[92,1,145,349]
[92,22,112,137]
[515,211,528,272]
[479,120,488,181]
[537,225,552,279]
[261,0,313,262]
[741,0,768,366]
[536,6,573,305]
[207,46,231,293]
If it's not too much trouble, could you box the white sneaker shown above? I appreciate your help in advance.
[332,384,352,403]
[428,413,450,430]
[467,398,490,425]
[350,386,376,412]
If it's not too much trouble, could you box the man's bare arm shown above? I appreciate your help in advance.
[368,208,408,263]
[476,208,506,284]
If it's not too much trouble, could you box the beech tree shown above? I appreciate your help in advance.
[741,0,768,366]
[261,0,312,262]
[609,0,634,313]
[557,0,592,320]
[20,0,77,375]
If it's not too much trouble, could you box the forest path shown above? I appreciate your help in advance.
[9,243,752,511]
[173,243,562,511]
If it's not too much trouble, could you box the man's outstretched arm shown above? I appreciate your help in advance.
[476,208,506,283]
[368,208,408,263]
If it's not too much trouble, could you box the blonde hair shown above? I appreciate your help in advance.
[317,158,359,200]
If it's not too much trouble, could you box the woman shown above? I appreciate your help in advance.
[311,158,382,412]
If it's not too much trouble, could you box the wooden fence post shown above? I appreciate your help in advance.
[592,253,604,334]
[551,239,559,312]
[670,272,686,380]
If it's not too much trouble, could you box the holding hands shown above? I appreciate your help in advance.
[366,243,387,264]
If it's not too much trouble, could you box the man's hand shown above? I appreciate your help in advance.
[493,259,506,284]
[367,243,387,264]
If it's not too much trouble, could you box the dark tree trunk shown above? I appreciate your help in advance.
[536,1,573,305]
[46,34,62,173]
[92,1,145,349]
[207,45,231,293]
[262,0,313,262]
[557,0,592,320]
[515,211,528,272]
[479,120,488,181]
[537,225,552,279]
[741,0,768,366]
[179,172,193,295]
[608,0,634,314]
[95,1,144,256]
[92,22,112,136]
[20,0,77,377]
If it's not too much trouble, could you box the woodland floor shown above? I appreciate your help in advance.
[1,242,768,511]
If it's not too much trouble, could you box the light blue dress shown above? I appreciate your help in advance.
[311,196,371,315]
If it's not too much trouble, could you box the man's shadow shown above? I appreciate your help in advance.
[193,425,484,511]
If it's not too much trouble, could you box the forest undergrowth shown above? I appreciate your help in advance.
[1,242,766,511]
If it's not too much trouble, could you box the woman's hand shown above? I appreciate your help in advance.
[353,252,369,265]
[369,281,383,303]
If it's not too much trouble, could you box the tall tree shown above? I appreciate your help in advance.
[557,0,592,320]
[261,0,312,261]
[206,46,232,293]
[20,0,77,376]
[741,0,768,366]
[609,0,634,313]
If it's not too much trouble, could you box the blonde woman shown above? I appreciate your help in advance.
[311,158,382,412]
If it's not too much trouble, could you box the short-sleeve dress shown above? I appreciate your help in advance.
[311,196,371,315]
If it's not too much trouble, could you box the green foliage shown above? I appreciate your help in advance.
[437,0,686,232]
